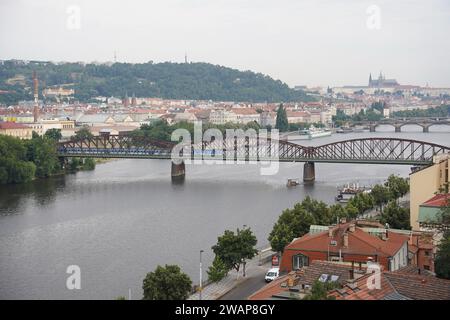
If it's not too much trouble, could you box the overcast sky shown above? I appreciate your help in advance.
[1,0,449,87]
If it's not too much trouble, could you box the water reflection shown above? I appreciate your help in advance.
[0,177,65,215]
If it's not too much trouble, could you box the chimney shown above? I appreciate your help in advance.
[343,233,349,248]
[328,227,333,238]
[349,269,354,280]
[349,223,355,233]
[33,71,39,123]
[287,276,294,287]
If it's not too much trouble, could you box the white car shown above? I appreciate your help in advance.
[264,267,279,282]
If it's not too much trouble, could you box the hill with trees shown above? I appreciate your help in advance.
[0,60,312,104]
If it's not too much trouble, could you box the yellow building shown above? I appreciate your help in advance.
[0,122,34,139]
[410,154,450,230]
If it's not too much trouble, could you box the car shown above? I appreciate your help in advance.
[264,267,279,282]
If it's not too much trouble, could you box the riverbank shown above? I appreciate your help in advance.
[0,130,448,299]
[188,248,274,300]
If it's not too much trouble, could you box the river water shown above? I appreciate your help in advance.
[1,125,449,299]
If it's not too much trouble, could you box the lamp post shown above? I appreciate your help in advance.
[199,249,204,300]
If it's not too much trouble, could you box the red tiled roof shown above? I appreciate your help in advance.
[384,272,450,300]
[330,272,396,300]
[230,108,258,115]
[285,223,408,258]
[421,194,450,208]
[0,122,29,129]
[331,270,450,300]
[249,261,359,300]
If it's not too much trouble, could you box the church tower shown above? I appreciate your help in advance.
[369,73,373,87]
[33,71,39,123]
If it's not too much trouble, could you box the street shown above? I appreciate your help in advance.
[219,264,270,300]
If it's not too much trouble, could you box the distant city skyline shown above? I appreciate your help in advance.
[1,0,450,88]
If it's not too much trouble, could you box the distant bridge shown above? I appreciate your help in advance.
[57,135,450,182]
[355,117,450,132]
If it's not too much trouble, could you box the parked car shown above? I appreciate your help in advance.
[264,267,279,282]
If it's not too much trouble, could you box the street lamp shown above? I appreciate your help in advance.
[199,250,204,300]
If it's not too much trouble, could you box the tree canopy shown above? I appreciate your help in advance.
[142,264,192,300]
[435,231,450,280]
[380,201,411,230]
[0,60,313,104]
[0,134,62,184]
[275,103,289,132]
[211,227,258,274]
[269,175,410,252]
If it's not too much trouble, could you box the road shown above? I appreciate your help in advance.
[219,264,270,300]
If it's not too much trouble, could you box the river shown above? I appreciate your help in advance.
[0,125,449,299]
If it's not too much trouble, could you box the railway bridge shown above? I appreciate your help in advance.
[57,135,450,182]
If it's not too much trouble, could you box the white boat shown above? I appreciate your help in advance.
[309,126,332,139]
[288,126,332,141]
[335,183,372,203]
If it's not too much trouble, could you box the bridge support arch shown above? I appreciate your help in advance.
[171,161,185,182]
[303,162,315,183]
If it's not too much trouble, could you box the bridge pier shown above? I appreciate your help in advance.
[171,161,185,182]
[303,162,315,183]
[395,125,401,133]
[369,125,376,132]
[422,125,429,133]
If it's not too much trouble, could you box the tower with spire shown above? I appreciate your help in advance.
[123,92,129,107]
[33,71,39,123]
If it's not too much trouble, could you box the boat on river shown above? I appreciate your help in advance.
[335,183,372,203]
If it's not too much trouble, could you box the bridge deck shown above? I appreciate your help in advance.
[57,136,450,166]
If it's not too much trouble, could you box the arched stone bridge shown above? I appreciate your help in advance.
[357,117,450,133]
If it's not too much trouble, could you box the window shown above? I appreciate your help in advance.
[292,254,309,270]
[424,251,430,256]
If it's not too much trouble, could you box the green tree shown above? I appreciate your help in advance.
[82,158,96,170]
[275,103,289,132]
[44,128,62,142]
[25,135,61,178]
[380,201,411,230]
[439,197,450,225]
[344,203,360,219]
[268,205,315,252]
[73,126,93,141]
[302,280,338,300]
[371,184,391,212]
[435,231,450,280]
[212,228,258,275]
[385,175,409,201]
[0,135,37,184]
[142,265,192,300]
[207,256,229,283]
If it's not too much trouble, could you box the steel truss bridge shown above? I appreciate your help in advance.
[57,135,450,166]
